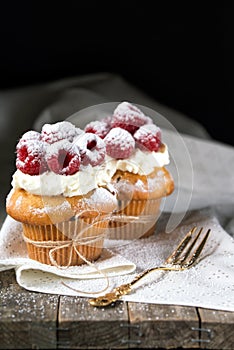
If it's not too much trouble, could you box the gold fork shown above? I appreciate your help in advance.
[89,226,211,307]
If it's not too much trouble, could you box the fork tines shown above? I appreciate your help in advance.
[165,226,211,269]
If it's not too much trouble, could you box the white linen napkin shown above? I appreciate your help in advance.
[0,209,234,312]
[1,74,234,311]
[0,216,136,294]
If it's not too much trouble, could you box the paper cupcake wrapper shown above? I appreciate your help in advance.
[107,198,161,240]
[22,216,107,267]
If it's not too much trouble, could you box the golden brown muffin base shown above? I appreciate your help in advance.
[111,167,174,200]
[107,198,161,240]
[23,217,107,266]
[6,188,112,266]
[108,166,174,239]
[6,188,115,225]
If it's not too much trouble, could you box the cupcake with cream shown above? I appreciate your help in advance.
[6,121,117,266]
[6,101,174,263]
[83,102,174,239]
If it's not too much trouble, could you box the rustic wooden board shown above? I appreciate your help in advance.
[198,308,234,349]
[0,269,59,349]
[1,269,234,349]
[58,296,129,349]
[128,302,199,348]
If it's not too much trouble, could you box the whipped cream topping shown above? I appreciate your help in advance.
[12,145,170,196]
[12,165,97,197]
[110,145,169,175]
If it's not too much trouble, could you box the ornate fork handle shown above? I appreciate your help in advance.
[89,267,167,307]
[89,226,211,307]
[89,283,132,307]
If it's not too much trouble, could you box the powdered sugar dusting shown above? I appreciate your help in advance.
[137,123,160,134]
[104,127,135,159]
[85,188,118,212]
[30,199,72,216]
[135,179,148,192]
[113,101,144,116]
[134,123,161,152]
[41,121,79,143]
[19,130,41,142]
[15,195,23,209]
[111,102,149,134]
[2,212,234,313]
[45,139,74,158]
[12,101,171,196]
[74,133,106,166]
[106,127,135,148]
[84,120,110,139]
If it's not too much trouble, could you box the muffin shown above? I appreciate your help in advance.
[108,164,173,239]
[6,102,174,258]
[84,101,174,239]
[6,121,117,266]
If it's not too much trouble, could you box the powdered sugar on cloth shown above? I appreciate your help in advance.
[0,208,234,312]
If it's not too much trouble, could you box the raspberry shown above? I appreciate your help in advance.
[104,127,135,159]
[111,101,149,134]
[74,133,106,166]
[84,120,110,139]
[41,121,80,144]
[16,139,47,175]
[18,130,41,143]
[134,124,162,152]
[100,115,112,126]
[46,140,81,175]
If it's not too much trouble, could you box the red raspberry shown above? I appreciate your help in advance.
[41,121,80,144]
[100,115,112,126]
[104,127,135,159]
[18,130,41,143]
[74,133,106,167]
[46,140,81,175]
[84,120,110,139]
[16,139,47,175]
[134,124,162,152]
[111,101,149,134]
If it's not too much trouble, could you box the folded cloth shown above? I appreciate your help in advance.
[0,209,234,312]
[1,73,234,310]
[116,209,234,312]
[160,129,234,234]
[34,91,234,235]
[0,72,211,224]
[0,216,136,294]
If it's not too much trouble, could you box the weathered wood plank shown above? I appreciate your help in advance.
[0,269,59,349]
[198,308,234,349]
[58,296,129,349]
[1,267,234,349]
[128,302,200,349]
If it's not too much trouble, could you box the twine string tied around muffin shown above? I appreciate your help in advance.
[22,233,103,266]
[22,210,112,294]
[108,214,157,223]
[21,210,156,295]
[22,232,110,295]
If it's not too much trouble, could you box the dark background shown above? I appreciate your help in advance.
[0,2,233,146]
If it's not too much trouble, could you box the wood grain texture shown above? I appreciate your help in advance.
[0,269,59,349]
[128,302,199,349]
[198,308,234,349]
[0,260,234,349]
[58,296,129,349]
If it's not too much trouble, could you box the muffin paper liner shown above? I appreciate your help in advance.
[22,216,107,267]
[21,198,162,266]
[107,198,162,240]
